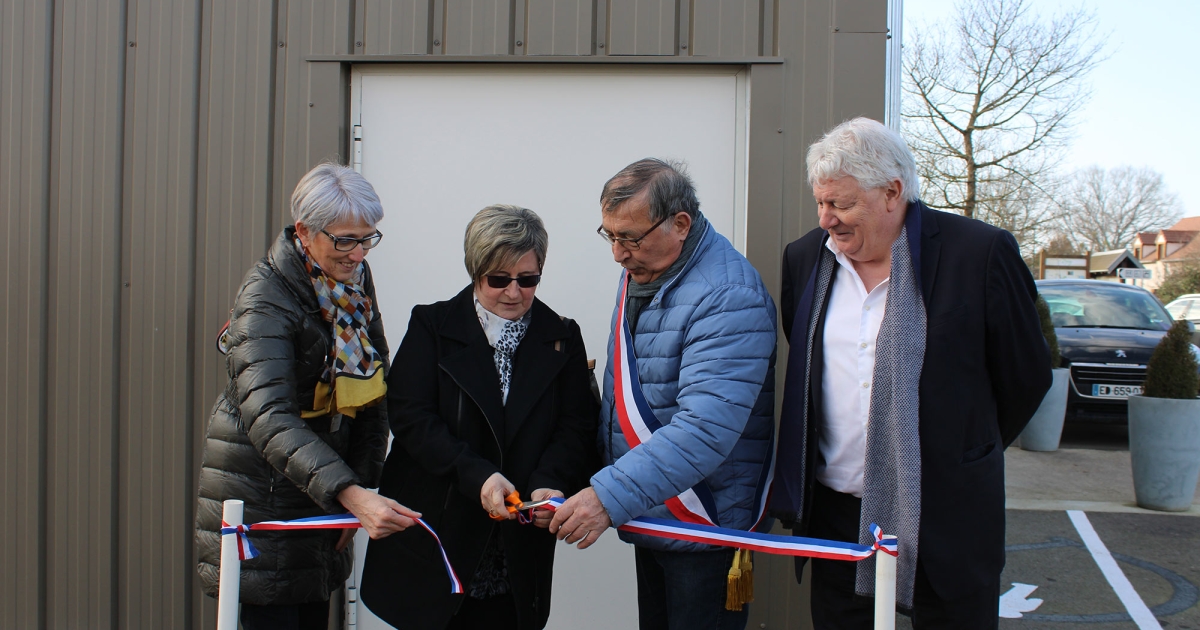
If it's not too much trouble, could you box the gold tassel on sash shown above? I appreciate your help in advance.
[725,548,755,611]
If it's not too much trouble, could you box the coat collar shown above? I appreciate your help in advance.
[437,286,571,448]
[268,226,321,315]
[916,201,941,306]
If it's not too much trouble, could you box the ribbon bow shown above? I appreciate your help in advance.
[870,523,899,557]
[219,521,259,561]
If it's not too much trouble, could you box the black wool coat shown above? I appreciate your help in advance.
[779,203,1051,601]
[360,286,601,630]
[195,227,391,605]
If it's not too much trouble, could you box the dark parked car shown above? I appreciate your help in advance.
[1037,279,1183,422]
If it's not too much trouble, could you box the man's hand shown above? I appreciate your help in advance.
[529,488,565,529]
[337,485,421,540]
[481,472,518,520]
[549,487,612,550]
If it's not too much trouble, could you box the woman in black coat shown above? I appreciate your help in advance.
[194,163,420,630]
[361,205,600,630]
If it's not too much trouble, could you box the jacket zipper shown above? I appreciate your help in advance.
[439,365,504,470]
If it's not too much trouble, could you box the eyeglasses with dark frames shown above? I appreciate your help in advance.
[596,213,673,250]
[321,229,383,252]
[485,274,542,289]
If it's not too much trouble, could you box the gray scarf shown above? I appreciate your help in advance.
[809,226,926,607]
[626,211,709,333]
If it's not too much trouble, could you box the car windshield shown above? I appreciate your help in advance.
[1038,284,1172,331]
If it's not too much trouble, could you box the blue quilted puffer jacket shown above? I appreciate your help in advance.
[591,225,777,552]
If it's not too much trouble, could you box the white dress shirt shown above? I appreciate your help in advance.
[817,238,889,498]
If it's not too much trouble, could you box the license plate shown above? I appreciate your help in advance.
[1092,384,1142,398]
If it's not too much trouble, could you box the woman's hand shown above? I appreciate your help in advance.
[480,472,517,520]
[337,485,422,540]
[528,488,564,529]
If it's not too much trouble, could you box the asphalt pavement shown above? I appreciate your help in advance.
[895,422,1200,629]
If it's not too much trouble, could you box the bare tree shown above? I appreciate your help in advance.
[1056,165,1183,251]
[902,0,1105,222]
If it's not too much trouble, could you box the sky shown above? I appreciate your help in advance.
[902,0,1200,221]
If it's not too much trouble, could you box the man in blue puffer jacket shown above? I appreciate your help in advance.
[550,159,777,629]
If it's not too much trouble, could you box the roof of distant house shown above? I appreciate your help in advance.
[1090,249,1144,275]
[1170,216,1200,231]
[1158,230,1199,243]
[1165,236,1200,262]
[1134,232,1158,246]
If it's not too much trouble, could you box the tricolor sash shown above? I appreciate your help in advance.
[613,271,775,530]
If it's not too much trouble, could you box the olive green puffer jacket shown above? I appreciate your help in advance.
[195,227,390,605]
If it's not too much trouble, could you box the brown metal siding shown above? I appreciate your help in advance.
[690,0,761,57]
[0,0,886,627]
[44,0,126,628]
[607,0,677,55]
[118,0,202,627]
[364,0,432,54]
[0,1,52,628]
[525,0,593,56]
[444,0,512,55]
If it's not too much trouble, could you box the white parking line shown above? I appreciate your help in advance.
[1067,510,1162,629]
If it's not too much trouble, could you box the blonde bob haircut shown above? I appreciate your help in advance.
[463,205,548,283]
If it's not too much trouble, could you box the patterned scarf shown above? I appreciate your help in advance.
[295,237,386,419]
[475,298,529,405]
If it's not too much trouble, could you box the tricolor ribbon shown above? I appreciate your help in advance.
[219,513,463,594]
[539,497,898,561]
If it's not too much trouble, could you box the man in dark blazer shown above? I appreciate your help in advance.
[769,118,1051,629]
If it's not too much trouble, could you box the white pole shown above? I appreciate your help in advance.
[217,499,245,630]
[873,535,897,630]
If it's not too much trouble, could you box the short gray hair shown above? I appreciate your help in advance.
[290,162,384,232]
[600,158,699,225]
[807,118,920,202]
[464,205,548,283]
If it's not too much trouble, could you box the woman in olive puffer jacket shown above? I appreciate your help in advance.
[195,163,420,630]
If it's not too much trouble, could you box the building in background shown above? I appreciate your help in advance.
[0,2,897,629]
[1131,217,1200,291]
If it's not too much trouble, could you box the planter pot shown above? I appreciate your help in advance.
[1018,368,1070,452]
[1128,395,1200,512]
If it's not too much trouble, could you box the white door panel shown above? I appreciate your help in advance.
[350,64,747,630]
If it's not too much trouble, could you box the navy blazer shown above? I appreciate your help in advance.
[778,202,1051,600]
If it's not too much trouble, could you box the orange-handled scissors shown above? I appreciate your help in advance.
[489,492,555,521]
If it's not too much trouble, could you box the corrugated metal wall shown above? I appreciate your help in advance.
[0,1,886,627]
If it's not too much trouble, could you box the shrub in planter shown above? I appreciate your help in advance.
[1129,320,1200,511]
[1018,295,1068,451]
[1142,320,1200,399]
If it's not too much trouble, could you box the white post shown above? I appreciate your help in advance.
[217,499,245,630]
[873,535,897,630]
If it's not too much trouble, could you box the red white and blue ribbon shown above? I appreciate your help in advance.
[540,497,897,561]
[219,513,463,594]
[612,270,776,532]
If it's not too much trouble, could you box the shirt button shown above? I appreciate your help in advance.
[862,382,870,388]
[860,342,868,349]
[864,305,871,311]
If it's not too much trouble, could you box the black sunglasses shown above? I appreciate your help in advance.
[485,274,542,289]
[321,229,383,252]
